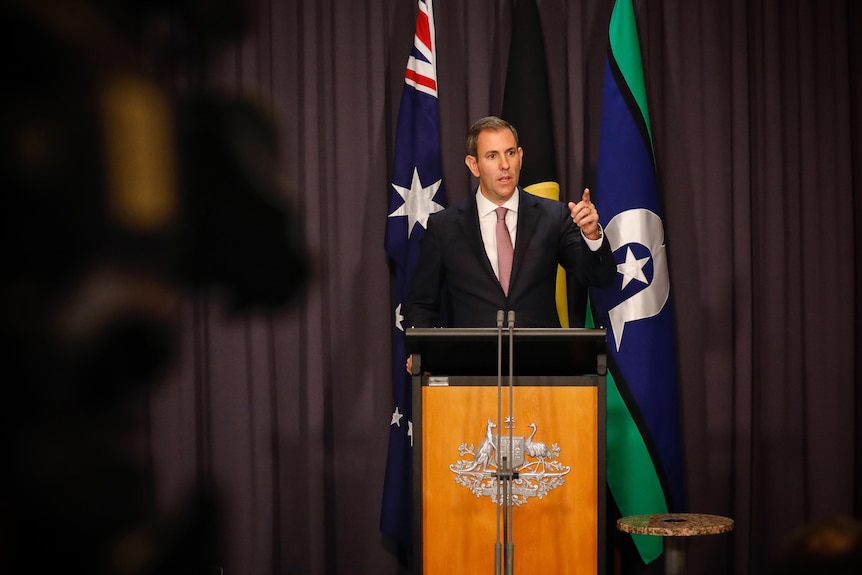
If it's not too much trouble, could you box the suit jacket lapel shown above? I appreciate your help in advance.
[456,196,498,286]
[510,189,541,292]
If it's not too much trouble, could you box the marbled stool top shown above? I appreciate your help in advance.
[617,513,734,537]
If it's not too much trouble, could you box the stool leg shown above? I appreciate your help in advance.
[663,537,685,575]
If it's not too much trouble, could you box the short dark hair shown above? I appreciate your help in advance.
[466,116,519,157]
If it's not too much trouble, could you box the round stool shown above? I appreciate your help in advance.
[616,513,734,575]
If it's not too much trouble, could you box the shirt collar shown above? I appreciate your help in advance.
[475,187,520,217]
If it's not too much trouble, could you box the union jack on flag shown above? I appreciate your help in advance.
[381,0,446,548]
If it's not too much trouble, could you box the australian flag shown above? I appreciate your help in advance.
[381,0,446,549]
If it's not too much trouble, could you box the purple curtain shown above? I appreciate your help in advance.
[140,1,861,574]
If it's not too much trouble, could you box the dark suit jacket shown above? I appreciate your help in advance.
[405,189,616,328]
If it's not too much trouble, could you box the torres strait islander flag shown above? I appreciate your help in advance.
[588,0,686,564]
[381,0,446,548]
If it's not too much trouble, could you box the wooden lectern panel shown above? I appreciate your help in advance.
[421,385,598,574]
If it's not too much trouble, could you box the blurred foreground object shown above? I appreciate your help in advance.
[770,517,862,575]
[0,0,307,573]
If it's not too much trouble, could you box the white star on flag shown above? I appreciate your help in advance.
[388,167,444,237]
[394,303,404,332]
[617,246,650,290]
[407,420,413,447]
[391,407,404,427]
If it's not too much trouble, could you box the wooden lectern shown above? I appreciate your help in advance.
[407,327,607,575]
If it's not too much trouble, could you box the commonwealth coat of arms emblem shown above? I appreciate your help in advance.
[448,418,571,505]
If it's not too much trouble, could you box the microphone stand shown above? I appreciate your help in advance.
[504,311,515,575]
[494,310,517,575]
[494,310,503,575]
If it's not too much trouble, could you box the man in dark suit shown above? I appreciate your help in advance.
[405,116,616,329]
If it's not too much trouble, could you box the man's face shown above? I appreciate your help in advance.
[465,128,523,205]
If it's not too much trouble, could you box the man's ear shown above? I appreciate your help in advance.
[465,155,480,177]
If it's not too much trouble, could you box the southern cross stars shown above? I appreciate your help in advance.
[394,303,404,332]
[389,167,444,237]
[390,407,413,447]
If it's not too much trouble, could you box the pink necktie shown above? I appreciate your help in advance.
[495,207,513,295]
